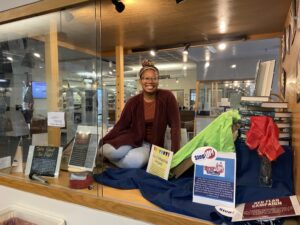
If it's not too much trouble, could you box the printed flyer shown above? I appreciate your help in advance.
[146,145,173,180]
[232,196,300,222]
[192,146,236,207]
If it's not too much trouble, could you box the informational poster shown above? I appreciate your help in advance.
[146,145,173,180]
[192,146,236,207]
[232,196,300,222]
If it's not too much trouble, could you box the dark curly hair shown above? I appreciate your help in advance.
[139,59,159,78]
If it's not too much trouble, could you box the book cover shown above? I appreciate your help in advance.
[239,110,291,118]
[146,145,173,180]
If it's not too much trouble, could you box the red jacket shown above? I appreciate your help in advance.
[102,89,181,152]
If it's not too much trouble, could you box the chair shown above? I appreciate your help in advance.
[164,127,188,150]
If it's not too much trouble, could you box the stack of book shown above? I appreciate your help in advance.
[238,96,291,146]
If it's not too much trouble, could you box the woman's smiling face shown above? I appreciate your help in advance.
[139,69,159,95]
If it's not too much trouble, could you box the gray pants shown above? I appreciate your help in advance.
[101,142,151,168]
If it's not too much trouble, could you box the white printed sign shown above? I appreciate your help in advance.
[47,112,65,127]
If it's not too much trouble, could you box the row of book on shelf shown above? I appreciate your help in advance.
[238,96,291,147]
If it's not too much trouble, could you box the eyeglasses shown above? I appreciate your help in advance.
[141,77,158,82]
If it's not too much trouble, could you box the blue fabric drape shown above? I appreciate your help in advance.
[94,141,294,224]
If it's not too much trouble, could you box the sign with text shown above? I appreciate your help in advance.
[192,147,236,208]
[47,112,65,127]
[232,196,300,222]
[25,145,63,177]
[146,145,173,180]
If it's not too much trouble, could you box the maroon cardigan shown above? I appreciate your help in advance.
[102,89,181,152]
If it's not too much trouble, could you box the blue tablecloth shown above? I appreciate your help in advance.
[94,141,294,224]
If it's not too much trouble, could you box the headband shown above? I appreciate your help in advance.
[139,59,159,78]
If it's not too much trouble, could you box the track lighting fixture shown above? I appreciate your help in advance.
[112,0,125,13]
[183,44,190,55]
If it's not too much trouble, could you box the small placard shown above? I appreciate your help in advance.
[146,145,173,180]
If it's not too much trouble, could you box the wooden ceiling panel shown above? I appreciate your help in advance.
[0,0,292,55]
[98,0,291,52]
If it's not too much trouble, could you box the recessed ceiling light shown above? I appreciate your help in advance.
[219,21,227,33]
[218,43,227,50]
[205,62,210,68]
[231,64,236,68]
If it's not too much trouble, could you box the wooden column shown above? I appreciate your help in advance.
[115,45,124,121]
[45,19,60,146]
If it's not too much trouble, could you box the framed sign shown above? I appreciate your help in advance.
[25,145,63,177]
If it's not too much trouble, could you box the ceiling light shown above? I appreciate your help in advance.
[204,62,210,68]
[176,79,179,84]
[183,65,187,70]
[231,64,236,68]
[112,0,125,13]
[219,21,227,33]
[6,56,13,61]
[218,43,227,50]
[150,50,156,56]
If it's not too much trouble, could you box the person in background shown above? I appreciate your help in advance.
[100,59,181,168]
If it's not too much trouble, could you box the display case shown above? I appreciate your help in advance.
[0,1,298,225]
